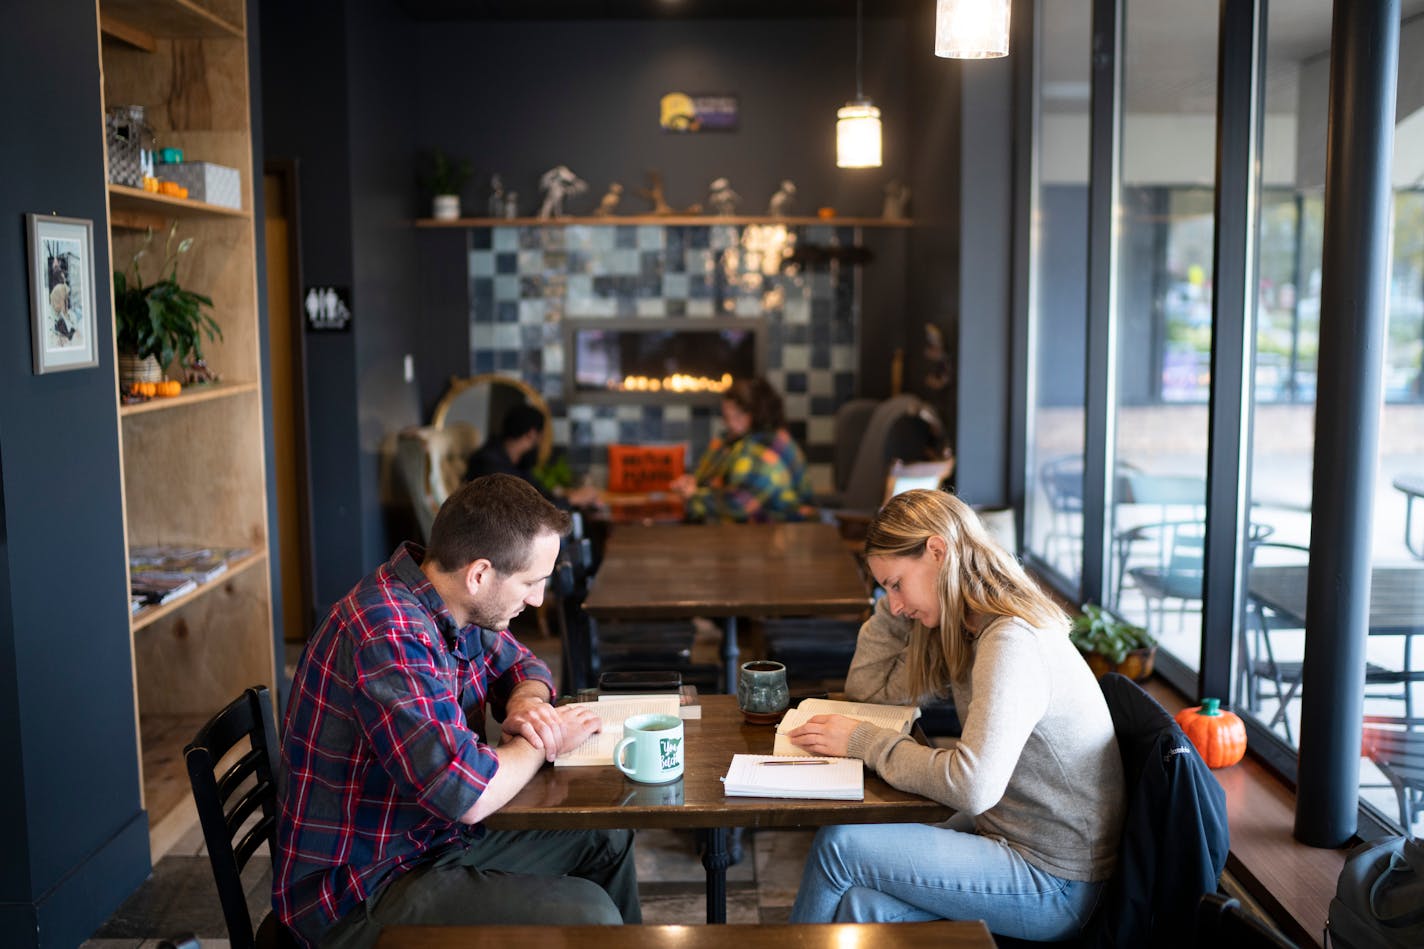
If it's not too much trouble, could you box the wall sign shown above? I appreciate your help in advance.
[304,285,352,332]
[659,92,739,132]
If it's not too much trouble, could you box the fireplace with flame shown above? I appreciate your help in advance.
[566,319,764,402]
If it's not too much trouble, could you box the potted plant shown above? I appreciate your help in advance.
[423,148,472,221]
[113,223,221,387]
[1069,603,1158,681]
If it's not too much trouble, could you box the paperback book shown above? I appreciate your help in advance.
[772,698,920,757]
[553,695,682,767]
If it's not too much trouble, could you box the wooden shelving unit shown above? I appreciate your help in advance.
[415,215,914,228]
[99,0,275,855]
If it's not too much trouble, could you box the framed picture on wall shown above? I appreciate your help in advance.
[27,213,99,374]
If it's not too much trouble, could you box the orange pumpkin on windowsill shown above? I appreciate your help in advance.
[1175,698,1247,768]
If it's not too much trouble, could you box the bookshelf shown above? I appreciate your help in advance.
[99,0,276,855]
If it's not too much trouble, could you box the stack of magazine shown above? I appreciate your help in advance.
[129,545,251,612]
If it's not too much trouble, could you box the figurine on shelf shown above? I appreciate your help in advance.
[537,165,587,218]
[706,177,741,216]
[638,170,702,215]
[487,174,505,218]
[883,179,912,221]
[594,182,623,217]
[638,170,676,215]
[503,191,519,220]
[767,179,797,217]
[183,357,220,385]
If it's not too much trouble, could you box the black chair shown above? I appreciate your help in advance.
[998,674,1230,948]
[184,685,299,949]
[1194,892,1298,947]
[1361,716,1424,830]
[552,539,716,694]
[1239,542,1409,745]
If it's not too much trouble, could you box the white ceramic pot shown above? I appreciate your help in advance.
[432,194,461,220]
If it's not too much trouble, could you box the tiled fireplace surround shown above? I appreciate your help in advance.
[468,222,861,491]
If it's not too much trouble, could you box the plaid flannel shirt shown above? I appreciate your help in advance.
[685,428,817,523]
[273,542,554,945]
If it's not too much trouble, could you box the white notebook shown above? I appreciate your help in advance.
[722,754,864,800]
[553,695,681,767]
[772,698,921,757]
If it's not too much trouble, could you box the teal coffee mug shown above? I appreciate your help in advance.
[614,713,684,784]
[738,660,790,723]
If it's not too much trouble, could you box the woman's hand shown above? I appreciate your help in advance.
[784,713,860,758]
[668,474,697,498]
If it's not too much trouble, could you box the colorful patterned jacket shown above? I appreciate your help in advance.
[685,428,817,523]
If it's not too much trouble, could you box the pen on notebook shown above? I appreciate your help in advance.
[761,759,831,766]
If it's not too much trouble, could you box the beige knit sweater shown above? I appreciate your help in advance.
[843,596,1125,882]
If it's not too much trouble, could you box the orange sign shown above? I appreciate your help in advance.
[607,444,685,493]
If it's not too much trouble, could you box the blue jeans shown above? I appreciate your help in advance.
[790,818,1104,941]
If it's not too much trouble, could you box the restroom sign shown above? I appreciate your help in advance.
[304,285,352,332]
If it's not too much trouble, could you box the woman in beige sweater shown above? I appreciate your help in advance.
[786,490,1125,941]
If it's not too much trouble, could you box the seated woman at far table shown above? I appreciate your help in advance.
[784,489,1125,942]
[669,376,816,524]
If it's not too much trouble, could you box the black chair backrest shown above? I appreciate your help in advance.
[184,685,281,949]
[1082,674,1231,949]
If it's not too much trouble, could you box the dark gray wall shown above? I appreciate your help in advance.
[409,15,915,417]
[903,0,961,449]
[0,2,150,945]
[261,0,373,611]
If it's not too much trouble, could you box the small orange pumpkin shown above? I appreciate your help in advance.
[1175,698,1246,768]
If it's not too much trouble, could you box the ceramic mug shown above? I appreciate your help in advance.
[738,660,790,722]
[614,713,684,784]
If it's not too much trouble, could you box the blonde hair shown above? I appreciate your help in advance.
[865,489,1068,694]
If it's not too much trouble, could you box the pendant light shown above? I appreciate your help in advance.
[836,0,882,168]
[934,0,1011,59]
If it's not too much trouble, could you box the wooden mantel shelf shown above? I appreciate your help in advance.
[416,215,913,228]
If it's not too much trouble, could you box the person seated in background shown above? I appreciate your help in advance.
[275,474,640,947]
[784,489,1124,942]
[669,376,816,523]
[467,402,599,508]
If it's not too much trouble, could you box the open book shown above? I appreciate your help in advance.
[772,698,921,757]
[553,695,681,767]
[722,753,864,800]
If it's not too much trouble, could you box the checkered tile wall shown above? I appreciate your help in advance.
[467,223,860,492]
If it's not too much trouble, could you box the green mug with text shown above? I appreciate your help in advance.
[614,713,684,784]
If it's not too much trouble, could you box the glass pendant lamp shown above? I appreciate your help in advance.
[836,0,882,168]
[934,0,1011,59]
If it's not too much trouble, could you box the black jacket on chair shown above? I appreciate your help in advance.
[1082,673,1231,949]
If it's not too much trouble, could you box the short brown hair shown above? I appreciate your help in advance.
[427,473,571,574]
[725,376,785,432]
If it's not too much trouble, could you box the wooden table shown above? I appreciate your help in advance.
[376,921,997,949]
[484,695,952,923]
[582,522,872,690]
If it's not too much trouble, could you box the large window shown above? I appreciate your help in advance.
[1023,0,1091,590]
[1022,0,1424,835]
[1107,1,1216,671]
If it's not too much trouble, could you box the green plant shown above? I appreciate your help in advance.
[422,148,472,196]
[533,451,574,490]
[1069,603,1157,665]
[113,223,221,370]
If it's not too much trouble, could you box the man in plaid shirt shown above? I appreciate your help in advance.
[274,474,639,947]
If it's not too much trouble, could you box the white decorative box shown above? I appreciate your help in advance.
[154,161,242,209]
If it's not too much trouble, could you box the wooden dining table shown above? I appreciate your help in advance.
[483,694,953,924]
[581,522,872,691]
[375,920,998,948]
